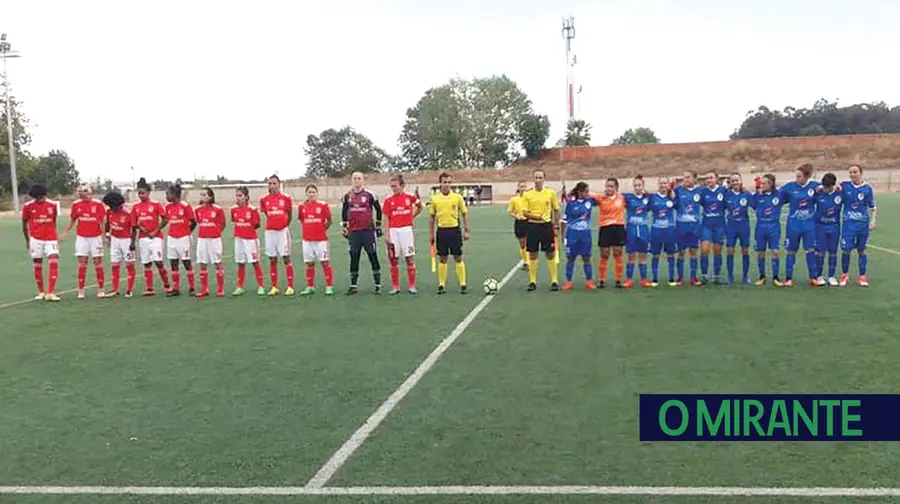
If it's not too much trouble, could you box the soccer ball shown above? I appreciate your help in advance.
[483,277,499,295]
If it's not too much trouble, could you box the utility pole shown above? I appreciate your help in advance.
[561,16,576,121]
[1,33,22,215]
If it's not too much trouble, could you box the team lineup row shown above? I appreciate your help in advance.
[510,164,877,291]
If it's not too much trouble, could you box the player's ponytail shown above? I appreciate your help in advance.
[570,181,588,199]
[235,185,249,198]
[102,190,125,211]
[136,177,151,191]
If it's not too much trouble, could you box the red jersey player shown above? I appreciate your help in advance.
[383,174,423,294]
[21,183,61,302]
[164,184,197,296]
[102,191,137,297]
[62,185,107,299]
[259,174,295,296]
[231,186,266,296]
[298,184,334,296]
[194,187,226,298]
[130,177,171,296]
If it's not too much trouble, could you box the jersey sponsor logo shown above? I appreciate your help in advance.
[361,196,367,203]
[739,198,747,206]
[246,211,251,219]
[717,193,724,201]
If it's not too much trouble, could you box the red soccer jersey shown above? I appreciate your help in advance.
[165,201,195,238]
[22,199,58,241]
[107,207,133,239]
[299,200,331,241]
[383,192,421,228]
[131,200,166,239]
[195,204,226,239]
[231,204,260,240]
[70,199,105,237]
[260,193,292,230]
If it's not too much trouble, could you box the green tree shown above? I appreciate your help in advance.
[17,150,80,195]
[563,119,592,146]
[399,75,548,170]
[730,99,900,139]
[304,126,392,178]
[0,95,33,195]
[612,127,660,145]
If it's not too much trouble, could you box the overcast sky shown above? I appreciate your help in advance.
[5,0,899,182]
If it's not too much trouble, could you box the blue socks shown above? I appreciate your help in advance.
[816,253,825,277]
[689,257,698,280]
[651,256,659,282]
[726,254,734,281]
[859,253,868,276]
[700,255,709,276]
[638,263,647,280]
[842,252,851,274]
[583,262,593,281]
[677,257,685,281]
[565,261,575,282]
[772,256,780,278]
[713,254,722,277]
[828,254,837,277]
[757,256,766,277]
[626,262,635,280]
[806,250,817,278]
[742,254,750,281]
[667,256,675,282]
[785,253,795,280]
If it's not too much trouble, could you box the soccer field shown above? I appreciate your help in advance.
[2,198,900,504]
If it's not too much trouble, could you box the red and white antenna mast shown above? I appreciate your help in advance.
[561,16,576,120]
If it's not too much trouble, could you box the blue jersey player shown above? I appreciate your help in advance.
[623,176,652,287]
[648,178,678,286]
[750,174,785,286]
[814,173,842,286]
[724,173,753,284]
[674,171,703,285]
[838,164,876,287]
[778,163,820,286]
[699,172,727,283]
[560,182,596,290]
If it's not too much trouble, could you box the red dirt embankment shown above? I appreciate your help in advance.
[290,134,900,186]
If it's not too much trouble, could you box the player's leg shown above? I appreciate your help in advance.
[195,239,209,296]
[636,235,650,285]
[739,227,751,284]
[45,242,61,301]
[699,226,712,279]
[856,229,870,286]
[183,237,195,293]
[754,226,767,284]
[770,228,783,286]
[612,228,625,287]
[801,230,817,283]
[76,254,89,299]
[826,229,839,284]
[450,228,466,293]
[712,226,724,282]
[526,223,540,289]
[725,228,737,283]
[580,251,595,289]
[814,227,827,285]
[564,237,576,288]
[362,231,382,293]
[687,232,700,285]
[89,237,105,296]
[151,239,171,292]
[397,227,417,293]
[209,238,224,297]
[597,228,610,287]
[348,231,363,293]
[840,228,855,286]
[301,241,317,295]
[138,238,155,295]
[542,224,559,290]
[515,220,528,271]
[387,228,401,293]
[624,232,637,286]
[649,232,662,285]
[28,238,46,298]
[436,228,450,294]
[233,238,247,295]
[675,229,687,284]
[665,235,678,284]
[251,239,265,293]
[784,230,798,284]
[166,237,182,293]
[265,230,281,294]
[281,230,295,295]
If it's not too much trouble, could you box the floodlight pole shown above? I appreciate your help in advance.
[1,33,22,215]
[561,16,576,121]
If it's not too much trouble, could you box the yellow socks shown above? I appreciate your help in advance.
[438,262,448,286]
[519,247,528,264]
[548,257,559,283]
[455,261,467,287]
[528,257,538,283]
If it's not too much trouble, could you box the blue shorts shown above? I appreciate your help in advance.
[700,221,726,245]
[626,225,650,253]
[650,228,677,255]
[726,221,751,248]
[676,224,700,250]
[816,225,840,254]
[785,226,816,252]
[755,223,781,252]
[841,224,869,251]
[566,237,592,258]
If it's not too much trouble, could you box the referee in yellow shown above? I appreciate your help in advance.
[429,172,470,294]
[507,180,529,270]
[522,169,561,291]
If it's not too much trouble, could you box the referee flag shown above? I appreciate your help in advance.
[430,243,437,272]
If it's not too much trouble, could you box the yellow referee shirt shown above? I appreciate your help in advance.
[429,191,467,228]
[522,188,560,223]
[507,194,526,220]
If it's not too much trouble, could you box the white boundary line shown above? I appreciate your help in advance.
[305,260,523,488]
[2,485,900,497]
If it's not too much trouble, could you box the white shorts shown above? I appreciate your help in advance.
[196,237,224,264]
[29,238,59,259]
[110,236,135,263]
[302,240,330,263]
[75,236,104,258]
[234,237,260,264]
[389,226,416,258]
[167,236,192,261]
[138,237,164,264]
[265,228,292,258]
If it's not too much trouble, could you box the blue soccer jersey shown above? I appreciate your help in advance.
[839,181,876,251]
[699,184,727,244]
[815,188,842,254]
[724,189,752,248]
[779,180,820,251]
[563,197,594,258]
[674,185,702,249]
[649,193,677,255]
[751,191,784,251]
[624,192,651,253]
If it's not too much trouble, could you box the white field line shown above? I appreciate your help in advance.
[2,485,900,497]
[305,260,523,488]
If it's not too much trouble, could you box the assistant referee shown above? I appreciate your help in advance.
[507,181,529,270]
[429,172,469,294]
[522,169,561,291]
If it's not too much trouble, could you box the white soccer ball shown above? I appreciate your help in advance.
[483,277,499,295]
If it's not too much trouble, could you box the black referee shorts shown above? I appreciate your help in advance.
[514,219,528,239]
[526,221,555,253]
[598,224,627,248]
[436,227,463,257]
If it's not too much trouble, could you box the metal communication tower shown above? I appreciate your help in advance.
[561,16,576,121]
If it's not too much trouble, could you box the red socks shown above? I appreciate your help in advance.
[112,264,121,292]
[172,270,180,291]
[77,263,87,290]
[269,262,278,288]
[48,257,59,293]
[200,268,208,292]
[126,263,136,292]
[33,262,45,293]
[186,269,195,291]
[159,267,170,290]
[306,264,315,287]
[144,266,154,291]
[237,264,246,288]
[390,258,400,290]
[285,263,295,289]
[407,264,417,289]
[215,265,224,296]
[95,264,105,290]
[253,263,264,287]
[323,263,333,287]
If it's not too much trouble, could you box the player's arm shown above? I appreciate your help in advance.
[869,190,877,229]
[413,198,423,219]
[507,200,517,219]
[188,205,197,233]
[129,213,138,251]
[340,193,350,237]
[459,194,470,239]
[428,203,436,244]
[62,207,77,240]
[21,211,30,249]
[285,196,293,224]
[217,207,226,233]
[372,195,383,236]
[252,208,261,230]
[382,201,391,239]
[551,192,561,232]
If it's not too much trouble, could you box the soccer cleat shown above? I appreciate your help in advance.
[96,291,106,299]
[521,263,528,271]
[743,277,752,285]
[460,285,468,294]
[78,290,85,300]
[45,293,61,302]
[34,293,45,301]
[437,285,446,295]
[691,278,703,287]
[809,279,820,287]
[257,286,266,296]
[783,279,794,288]
[827,277,839,287]
[166,290,180,297]
[125,291,133,298]
[143,290,156,297]
[713,277,727,285]
[623,279,633,288]
[614,280,624,288]
[216,292,225,298]
[755,277,766,286]
[325,286,335,296]
[232,287,246,297]
[527,282,537,292]
[640,279,653,288]
[346,285,359,295]
[650,281,659,288]
[585,280,597,290]
[408,287,417,295]
[106,291,119,298]
[374,285,382,295]
[858,275,869,287]
[598,281,606,289]
[667,281,678,287]
[550,282,559,292]
[815,277,827,287]
[284,287,295,296]
[562,281,574,291]
[773,278,785,287]
[267,287,280,296]
[839,274,849,287]
[300,287,316,296]
[188,289,196,295]
[195,290,209,298]
[389,288,401,295]
[674,279,684,287]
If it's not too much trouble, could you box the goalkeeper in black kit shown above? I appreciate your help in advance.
[342,171,383,294]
